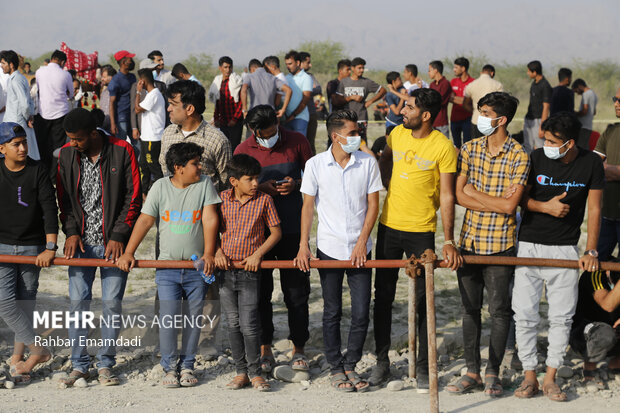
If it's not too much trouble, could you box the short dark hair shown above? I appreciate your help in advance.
[477,92,520,124]
[165,142,204,175]
[541,112,582,143]
[572,78,587,89]
[0,50,19,70]
[101,64,117,77]
[137,68,154,83]
[167,80,206,115]
[227,154,262,180]
[24,62,31,67]
[63,108,97,134]
[411,88,442,124]
[171,63,190,78]
[482,64,496,74]
[386,71,400,84]
[337,59,351,70]
[404,64,418,77]
[248,59,262,70]
[429,60,443,74]
[454,57,469,71]
[326,109,358,138]
[527,60,543,75]
[245,105,278,131]
[91,108,105,127]
[218,56,233,66]
[351,57,366,67]
[558,67,572,82]
[51,50,67,63]
[147,50,163,60]
[299,51,310,62]
[285,50,301,62]
[262,55,280,68]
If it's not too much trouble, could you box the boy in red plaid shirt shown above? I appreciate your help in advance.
[215,154,281,391]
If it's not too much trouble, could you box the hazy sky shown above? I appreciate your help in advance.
[4,0,618,70]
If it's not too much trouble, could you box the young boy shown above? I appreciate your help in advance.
[0,122,57,382]
[384,71,406,136]
[117,142,220,388]
[215,154,282,392]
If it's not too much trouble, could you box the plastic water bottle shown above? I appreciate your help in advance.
[190,254,215,284]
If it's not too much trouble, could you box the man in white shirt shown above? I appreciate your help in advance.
[403,64,429,93]
[135,68,165,196]
[34,50,74,176]
[463,64,504,140]
[572,78,598,149]
[294,109,382,393]
[148,50,175,86]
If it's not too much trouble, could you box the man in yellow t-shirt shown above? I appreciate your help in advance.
[371,88,462,392]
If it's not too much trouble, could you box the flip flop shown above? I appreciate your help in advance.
[226,374,250,390]
[251,376,271,392]
[291,353,309,371]
[260,355,276,374]
[446,375,482,395]
[97,368,120,386]
[542,382,567,402]
[9,365,31,385]
[514,379,539,398]
[58,370,90,387]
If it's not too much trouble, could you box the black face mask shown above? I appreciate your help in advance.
[127,60,135,71]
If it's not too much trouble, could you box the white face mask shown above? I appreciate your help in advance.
[256,131,279,148]
[335,133,361,153]
[477,115,502,136]
[543,140,569,160]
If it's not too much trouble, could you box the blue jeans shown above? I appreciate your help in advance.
[597,217,620,261]
[156,268,207,372]
[317,249,371,373]
[0,243,42,344]
[450,117,472,148]
[284,118,308,137]
[219,269,261,378]
[68,245,128,373]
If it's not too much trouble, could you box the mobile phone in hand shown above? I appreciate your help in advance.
[275,179,288,185]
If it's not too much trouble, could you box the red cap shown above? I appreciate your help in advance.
[114,50,135,61]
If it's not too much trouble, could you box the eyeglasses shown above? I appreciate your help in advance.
[613,97,620,103]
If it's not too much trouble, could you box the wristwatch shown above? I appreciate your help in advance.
[46,242,58,251]
[585,249,598,258]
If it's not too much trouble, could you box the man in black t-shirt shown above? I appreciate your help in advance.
[523,61,553,154]
[550,68,574,116]
[512,112,604,401]
[570,269,620,382]
[326,59,351,114]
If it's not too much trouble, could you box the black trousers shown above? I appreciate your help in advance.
[139,140,163,195]
[220,122,243,153]
[34,114,67,180]
[373,223,434,374]
[457,247,515,375]
[259,233,310,348]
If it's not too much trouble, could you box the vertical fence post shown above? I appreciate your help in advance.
[421,249,439,413]
[405,256,420,379]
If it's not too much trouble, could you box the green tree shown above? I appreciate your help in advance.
[181,53,217,85]
[284,40,347,75]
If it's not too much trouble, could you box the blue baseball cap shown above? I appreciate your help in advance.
[0,122,27,145]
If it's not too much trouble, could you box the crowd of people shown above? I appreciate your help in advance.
[0,47,619,403]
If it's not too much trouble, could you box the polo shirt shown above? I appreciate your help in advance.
[243,68,286,109]
[450,76,475,122]
[234,127,313,234]
[300,149,383,260]
[525,76,552,119]
[35,62,74,120]
[464,74,504,124]
[429,77,451,127]
[285,69,313,121]
[108,71,136,123]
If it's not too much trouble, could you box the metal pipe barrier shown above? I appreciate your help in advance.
[1,253,618,413]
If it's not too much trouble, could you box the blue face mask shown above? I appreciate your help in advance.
[543,140,569,160]
[477,115,502,136]
[336,133,361,153]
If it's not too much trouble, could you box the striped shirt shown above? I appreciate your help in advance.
[219,189,280,260]
[458,136,530,255]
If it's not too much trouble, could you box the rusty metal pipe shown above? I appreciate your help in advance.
[421,249,439,413]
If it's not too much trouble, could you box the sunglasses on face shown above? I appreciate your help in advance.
[613,97,620,103]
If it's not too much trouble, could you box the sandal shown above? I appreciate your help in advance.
[291,353,309,371]
[260,356,276,374]
[58,369,90,387]
[330,372,355,392]
[346,371,370,393]
[484,375,503,398]
[9,365,31,385]
[227,374,250,390]
[446,375,482,395]
[542,382,567,402]
[583,369,606,390]
[179,369,198,387]
[514,379,539,398]
[251,376,271,392]
[97,368,120,386]
[162,370,180,388]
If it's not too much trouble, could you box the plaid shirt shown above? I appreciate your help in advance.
[458,136,530,255]
[159,120,232,191]
[214,77,243,125]
[219,189,280,260]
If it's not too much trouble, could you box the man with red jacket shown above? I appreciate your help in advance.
[57,108,142,387]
